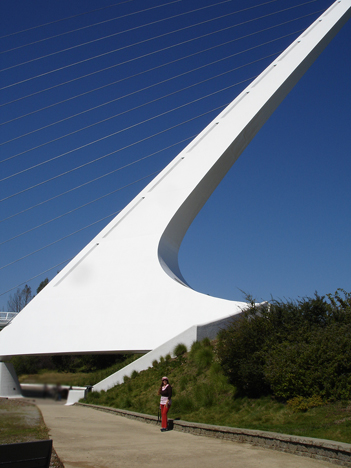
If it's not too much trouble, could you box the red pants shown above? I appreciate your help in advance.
[160,404,169,429]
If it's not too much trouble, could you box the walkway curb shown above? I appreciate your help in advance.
[76,403,351,467]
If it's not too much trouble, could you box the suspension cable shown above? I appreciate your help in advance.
[0,0,134,39]
[0,0,181,54]
[1,9,315,126]
[0,172,158,247]
[0,259,73,297]
[1,10,315,144]
[0,86,252,203]
[1,43,285,166]
[1,72,263,187]
[0,5,321,110]
[0,0,318,90]
[0,137,193,224]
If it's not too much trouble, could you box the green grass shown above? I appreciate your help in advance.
[82,341,351,444]
[17,341,351,444]
[0,399,48,444]
[18,353,141,387]
[0,399,64,468]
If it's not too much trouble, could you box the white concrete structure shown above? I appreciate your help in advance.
[0,362,22,398]
[0,1,350,365]
[92,313,239,393]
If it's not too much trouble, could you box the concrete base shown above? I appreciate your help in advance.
[0,361,22,398]
[66,388,87,406]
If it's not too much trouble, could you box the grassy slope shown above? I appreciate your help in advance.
[84,342,351,444]
[19,342,351,444]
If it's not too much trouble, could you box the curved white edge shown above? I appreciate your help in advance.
[0,1,350,359]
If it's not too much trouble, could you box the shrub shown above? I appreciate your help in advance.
[217,291,351,400]
[131,370,138,379]
[173,343,187,357]
[287,395,324,412]
[189,341,202,358]
[201,337,212,348]
[264,322,351,400]
[152,359,158,367]
[193,347,213,370]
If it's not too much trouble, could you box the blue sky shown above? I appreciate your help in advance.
[0,0,350,309]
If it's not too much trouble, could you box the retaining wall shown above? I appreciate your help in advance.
[77,403,351,467]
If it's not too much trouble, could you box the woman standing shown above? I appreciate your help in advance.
[158,376,172,432]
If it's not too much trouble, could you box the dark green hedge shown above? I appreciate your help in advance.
[216,290,351,400]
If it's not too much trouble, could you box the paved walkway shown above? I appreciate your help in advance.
[36,400,335,468]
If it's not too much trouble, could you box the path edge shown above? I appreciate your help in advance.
[76,403,351,467]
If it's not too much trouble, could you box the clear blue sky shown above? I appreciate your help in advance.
[1,0,350,310]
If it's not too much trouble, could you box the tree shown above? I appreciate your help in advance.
[36,278,49,294]
[216,290,351,401]
[7,285,33,312]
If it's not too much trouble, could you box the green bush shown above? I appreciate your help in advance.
[202,337,212,348]
[193,347,213,370]
[266,322,351,400]
[189,341,202,358]
[287,395,324,412]
[173,343,187,357]
[217,290,351,400]
[189,339,215,371]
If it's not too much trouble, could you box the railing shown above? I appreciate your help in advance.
[0,312,19,330]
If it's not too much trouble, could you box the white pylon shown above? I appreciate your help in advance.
[0,0,350,359]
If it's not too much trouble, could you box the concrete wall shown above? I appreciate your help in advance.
[77,403,351,467]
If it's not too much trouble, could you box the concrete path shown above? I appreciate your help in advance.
[36,400,335,468]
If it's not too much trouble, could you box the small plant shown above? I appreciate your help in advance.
[131,370,139,379]
[173,343,187,357]
[179,375,188,391]
[165,354,172,362]
[152,359,158,367]
[202,337,212,348]
[189,340,202,358]
[193,347,214,370]
[287,395,324,413]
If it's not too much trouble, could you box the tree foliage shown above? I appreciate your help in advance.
[11,353,128,375]
[216,290,351,400]
[7,285,33,312]
[36,278,49,294]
